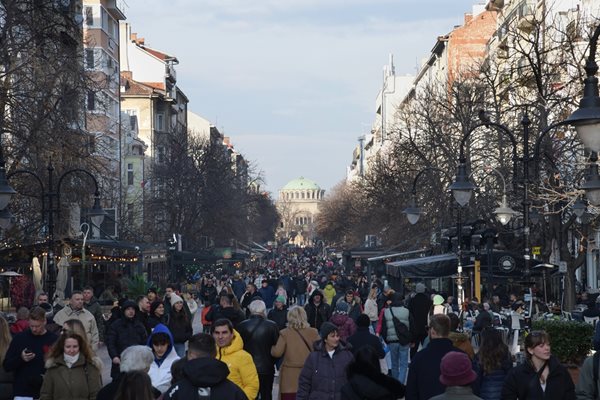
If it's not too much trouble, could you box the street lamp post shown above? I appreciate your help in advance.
[2,163,106,298]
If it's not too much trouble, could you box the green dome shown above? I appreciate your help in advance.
[282,177,321,191]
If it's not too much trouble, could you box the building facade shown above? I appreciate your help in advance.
[277,177,325,246]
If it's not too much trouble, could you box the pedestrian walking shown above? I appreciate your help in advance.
[297,322,354,400]
[271,305,320,400]
[167,294,192,357]
[39,332,103,400]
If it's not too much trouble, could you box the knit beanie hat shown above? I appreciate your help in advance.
[121,300,136,312]
[320,321,338,339]
[416,283,426,293]
[170,294,184,306]
[439,352,477,386]
[275,295,286,304]
[334,301,350,314]
[433,295,445,306]
[150,300,164,315]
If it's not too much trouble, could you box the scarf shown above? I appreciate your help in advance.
[64,353,80,368]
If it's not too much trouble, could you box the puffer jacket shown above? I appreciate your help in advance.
[323,284,336,305]
[472,351,512,400]
[216,329,259,400]
[147,324,180,393]
[297,339,354,400]
[39,355,103,400]
[382,306,410,343]
[501,355,575,400]
[330,313,356,341]
[237,315,279,374]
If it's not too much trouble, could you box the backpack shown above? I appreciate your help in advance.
[390,308,412,345]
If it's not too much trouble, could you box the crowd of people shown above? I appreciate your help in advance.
[0,250,597,399]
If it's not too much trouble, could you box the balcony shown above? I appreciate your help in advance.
[105,0,126,20]
[517,0,537,32]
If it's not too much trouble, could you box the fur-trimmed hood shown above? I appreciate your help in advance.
[45,354,102,370]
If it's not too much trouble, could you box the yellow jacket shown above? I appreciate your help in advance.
[216,329,259,400]
[323,284,336,305]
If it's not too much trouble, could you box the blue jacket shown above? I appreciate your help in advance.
[406,338,462,400]
[147,324,180,393]
[259,285,275,308]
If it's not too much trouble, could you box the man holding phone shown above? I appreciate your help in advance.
[3,307,58,400]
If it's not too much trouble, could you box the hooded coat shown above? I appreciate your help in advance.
[297,339,354,400]
[39,354,103,400]
[304,291,331,330]
[323,284,336,305]
[163,357,247,400]
[147,324,180,393]
[341,358,405,400]
[216,329,259,400]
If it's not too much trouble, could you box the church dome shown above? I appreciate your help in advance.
[282,177,321,191]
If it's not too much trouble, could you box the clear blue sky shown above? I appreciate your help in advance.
[123,0,484,194]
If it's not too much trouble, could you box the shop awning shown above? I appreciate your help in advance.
[386,251,556,279]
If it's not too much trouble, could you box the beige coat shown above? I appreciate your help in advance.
[53,305,100,349]
[271,326,320,395]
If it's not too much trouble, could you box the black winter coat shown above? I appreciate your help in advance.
[295,277,308,294]
[267,307,288,330]
[206,305,246,328]
[237,315,279,374]
[407,293,431,341]
[106,315,148,359]
[501,355,575,400]
[341,360,405,400]
[163,357,247,400]
[168,309,193,344]
[405,338,462,400]
[347,327,385,359]
[304,292,331,330]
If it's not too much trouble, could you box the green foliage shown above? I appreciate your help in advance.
[532,320,594,366]
[121,275,154,299]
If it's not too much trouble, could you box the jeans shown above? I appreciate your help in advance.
[297,293,306,306]
[174,342,186,357]
[388,342,410,384]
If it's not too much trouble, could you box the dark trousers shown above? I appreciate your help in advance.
[258,372,274,400]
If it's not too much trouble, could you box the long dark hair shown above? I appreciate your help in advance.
[114,371,155,400]
[478,328,509,374]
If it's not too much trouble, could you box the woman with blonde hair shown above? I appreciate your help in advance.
[62,319,94,356]
[364,286,379,332]
[40,332,103,400]
[271,305,320,400]
[0,316,13,400]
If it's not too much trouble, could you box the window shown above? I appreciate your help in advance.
[157,146,165,164]
[127,163,134,185]
[86,91,95,110]
[85,6,93,25]
[85,49,94,69]
[156,113,165,132]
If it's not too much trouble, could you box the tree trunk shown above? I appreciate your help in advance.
[564,267,577,312]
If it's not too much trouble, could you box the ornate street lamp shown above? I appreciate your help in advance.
[402,167,451,225]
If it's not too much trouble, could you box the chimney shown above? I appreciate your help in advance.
[121,71,132,80]
[464,13,473,24]
[130,32,137,41]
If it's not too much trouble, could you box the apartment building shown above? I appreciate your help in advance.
[82,0,126,232]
